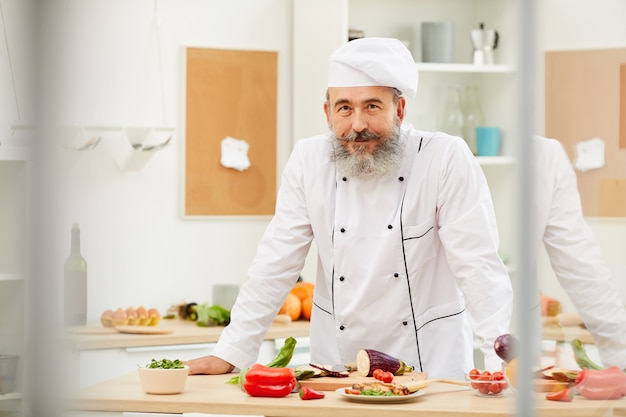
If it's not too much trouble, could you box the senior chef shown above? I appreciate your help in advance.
[186,37,513,379]
[533,136,626,370]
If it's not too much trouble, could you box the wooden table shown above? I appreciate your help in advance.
[64,319,311,351]
[65,372,626,417]
[542,324,594,345]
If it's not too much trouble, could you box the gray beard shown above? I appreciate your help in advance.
[329,123,404,178]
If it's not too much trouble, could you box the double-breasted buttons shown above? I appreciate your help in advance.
[339,276,345,282]
[399,176,404,181]
[340,227,346,233]
[394,273,399,278]
[402,321,408,326]
[387,225,393,229]
[339,325,345,331]
[342,177,347,182]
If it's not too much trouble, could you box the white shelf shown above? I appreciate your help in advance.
[0,147,30,161]
[416,63,516,74]
[0,274,24,282]
[0,392,22,401]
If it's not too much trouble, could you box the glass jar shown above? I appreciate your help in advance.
[441,85,465,139]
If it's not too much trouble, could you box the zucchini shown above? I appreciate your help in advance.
[356,349,414,377]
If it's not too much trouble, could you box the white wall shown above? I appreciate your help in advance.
[35,0,297,321]
[534,0,626,310]
[2,0,623,322]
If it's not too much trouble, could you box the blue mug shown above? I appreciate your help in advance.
[476,126,501,156]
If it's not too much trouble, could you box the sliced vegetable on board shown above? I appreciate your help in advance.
[545,387,574,402]
[355,349,414,377]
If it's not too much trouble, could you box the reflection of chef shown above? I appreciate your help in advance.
[533,136,626,369]
[190,38,512,379]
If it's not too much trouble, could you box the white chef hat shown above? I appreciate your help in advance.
[328,37,418,98]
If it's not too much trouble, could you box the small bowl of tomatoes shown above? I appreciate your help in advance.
[466,369,509,397]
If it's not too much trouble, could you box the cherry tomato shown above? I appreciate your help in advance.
[489,383,503,394]
[469,368,481,380]
[373,369,384,380]
[478,383,490,395]
[492,371,505,381]
[381,371,394,383]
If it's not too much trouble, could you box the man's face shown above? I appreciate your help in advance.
[324,86,406,177]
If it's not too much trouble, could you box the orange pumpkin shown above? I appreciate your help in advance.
[290,281,314,301]
[301,296,313,321]
[279,293,302,321]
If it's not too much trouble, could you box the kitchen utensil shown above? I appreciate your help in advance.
[470,23,499,65]
[404,378,469,393]
[421,21,455,63]
[142,135,172,151]
[299,371,428,391]
[476,126,501,156]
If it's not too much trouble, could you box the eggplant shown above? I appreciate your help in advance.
[494,333,519,363]
[355,349,414,377]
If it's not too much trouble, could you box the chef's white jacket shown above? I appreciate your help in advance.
[213,123,513,379]
[533,136,626,369]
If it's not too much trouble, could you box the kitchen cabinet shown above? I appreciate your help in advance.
[0,146,29,417]
[63,320,311,388]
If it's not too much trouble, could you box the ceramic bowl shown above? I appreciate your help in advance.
[138,365,189,395]
[465,372,509,397]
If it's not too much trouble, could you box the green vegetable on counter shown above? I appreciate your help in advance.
[145,358,184,369]
[193,302,231,326]
[571,339,604,370]
[226,336,299,386]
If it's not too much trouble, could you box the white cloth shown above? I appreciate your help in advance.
[533,136,626,369]
[211,123,513,379]
[328,37,418,98]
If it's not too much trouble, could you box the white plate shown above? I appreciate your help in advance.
[335,387,426,403]
[115,325,174,335]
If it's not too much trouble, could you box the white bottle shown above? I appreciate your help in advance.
[64,223,87,325]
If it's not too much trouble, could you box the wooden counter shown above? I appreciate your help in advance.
[65,371,626,417]
[64,319,310,351]
[541,325,594,345]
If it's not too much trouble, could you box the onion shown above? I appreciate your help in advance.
[494,333,519,364]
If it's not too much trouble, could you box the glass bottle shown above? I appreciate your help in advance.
[463,85,484,155]
[64,223,87,325]
[441,85,465,139]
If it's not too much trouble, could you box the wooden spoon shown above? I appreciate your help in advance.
[404,378,469,393]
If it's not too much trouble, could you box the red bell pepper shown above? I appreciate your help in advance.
[299,386,325,400]
[545,387,574,402]
[575,366,626,400]
[243,363,296,398]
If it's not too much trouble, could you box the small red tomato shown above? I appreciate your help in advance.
[492,371,505,381]
[478,383,491,395]
[469,368,481,380]
[373,369,384,380]
[489,383,503,394]
[381,371,394,383]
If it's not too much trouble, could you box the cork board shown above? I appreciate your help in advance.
[545,48,626,217]
[184,47,277,216]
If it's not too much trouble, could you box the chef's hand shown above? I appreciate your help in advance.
[184,355,235,375]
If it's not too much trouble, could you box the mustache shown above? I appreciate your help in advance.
[340,130,382,142]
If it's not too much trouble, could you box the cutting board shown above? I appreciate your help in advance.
[299,371,428,391]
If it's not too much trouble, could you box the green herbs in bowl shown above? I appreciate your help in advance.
[139,358,189,394]
[146,358,185,369]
